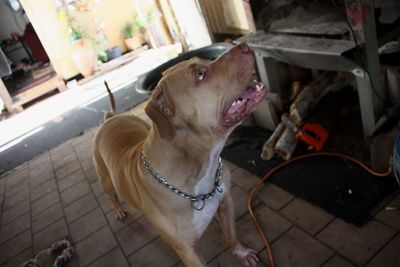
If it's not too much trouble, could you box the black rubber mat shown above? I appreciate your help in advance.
[0,82,148,174]
[222,126,398,226]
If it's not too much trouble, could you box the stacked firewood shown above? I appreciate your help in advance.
[261,71,353,160]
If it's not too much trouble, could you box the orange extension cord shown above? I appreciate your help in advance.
[247,152,392,267]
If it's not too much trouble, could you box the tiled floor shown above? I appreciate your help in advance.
[0,101,399,267]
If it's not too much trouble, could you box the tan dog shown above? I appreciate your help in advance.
[93,43,266,267]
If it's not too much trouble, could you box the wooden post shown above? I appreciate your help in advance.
[0,78,22,114]
[275,127,298,160]
[261,122,285,160]
[289,72,336,125]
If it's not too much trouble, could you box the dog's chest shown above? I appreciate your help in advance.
[192,175,226,236]
[192,141,227,236]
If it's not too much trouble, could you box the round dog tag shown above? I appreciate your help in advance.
[191,197,206,211]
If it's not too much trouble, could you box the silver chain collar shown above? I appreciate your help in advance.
[140,151,224,211]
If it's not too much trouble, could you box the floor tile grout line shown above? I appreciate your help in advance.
[370,191,400,217]
[0,187,30,215]
[205,246,230,265]
[230,170,297,214]
[68,208,116,244]
[69,129,172,265]
[80,245,119,267]
[242,200,297,255]
[48,148,81,267]
[250,196,316,239]
[373,217,400,232]
[31,204,65,235]
[3,178,29,198]
[0,163,28,180]
[27,172,34,259]
[31,217,69,252]
[312,217,400,266]
[271,213,354,264]
[319,253,336,267]
[65,200,98,225]
[30,190,60,218]
[57,170,89,194]
[312,225,368,267]
[2,247,33,266]
[0,179,5,235]
[251,177,400,259]
[3,130,398,266]
[0,173,31,264]
[70,137,135,266]
[0,175,23,246]
[0,174,32,245]
[361,231,399,267]
[270,224,295,245]
[29,174,55,192]
[1,203,32,237]
[290,225,336,261]
[125,235,161,263]
[313,216,336,237]
[30,182,58,203]
[111,212,145,234]
[255,224,297,267]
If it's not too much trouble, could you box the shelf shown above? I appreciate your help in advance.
[236,32,358,72]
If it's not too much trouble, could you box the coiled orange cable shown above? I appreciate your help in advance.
[247,152,392,267]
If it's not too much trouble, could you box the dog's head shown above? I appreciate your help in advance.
[145,43,266,141]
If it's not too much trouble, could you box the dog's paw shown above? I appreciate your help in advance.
[21,259,40,267]
[115,209,128,220]
[232,244,259,267]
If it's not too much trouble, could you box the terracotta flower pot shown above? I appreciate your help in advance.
[71,39,97,77]
[124,35,143,51]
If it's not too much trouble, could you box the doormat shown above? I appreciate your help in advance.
[0,82,148,174]
[221,126,398,226]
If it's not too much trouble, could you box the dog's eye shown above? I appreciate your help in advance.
[196,68,207,81]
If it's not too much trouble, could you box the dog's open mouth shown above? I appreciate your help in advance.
[223,80,267,127]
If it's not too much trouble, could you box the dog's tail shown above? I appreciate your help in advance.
[104,81,116,120]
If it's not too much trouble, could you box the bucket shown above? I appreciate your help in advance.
[393,135,400,185]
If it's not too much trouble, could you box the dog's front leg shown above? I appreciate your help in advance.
[173,243,207,267]
[217,194,259,267]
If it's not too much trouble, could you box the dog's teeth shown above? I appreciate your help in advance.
[233,99,242,106]
[256,84,262,92]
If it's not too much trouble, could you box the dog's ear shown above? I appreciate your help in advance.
[145,87,176,140]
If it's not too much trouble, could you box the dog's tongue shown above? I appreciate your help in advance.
[224,81,266,126]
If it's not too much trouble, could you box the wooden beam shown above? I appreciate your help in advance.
[0,78,22,114]
[12,76,65,107]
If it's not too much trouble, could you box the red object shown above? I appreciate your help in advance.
[22,23,49,63]
[297,123,329,151]
[345,0,370,25]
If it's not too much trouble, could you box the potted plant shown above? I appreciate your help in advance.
[68,26,97,77]
[122,21,144,51]
[57,5,96,77]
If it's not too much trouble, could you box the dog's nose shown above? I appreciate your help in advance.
[238,42,251,53]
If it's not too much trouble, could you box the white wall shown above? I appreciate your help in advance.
[0,0,29,40]
[169,0,212,49]
[0,0,30,63]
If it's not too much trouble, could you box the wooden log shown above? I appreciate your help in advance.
[261,122,285,160]
[275,126,298,160]
[289,72,336,125]
[290,80,302,102]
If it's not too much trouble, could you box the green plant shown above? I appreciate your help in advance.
[69,27,83,41]
[122,22,135,39]
[97,49,108,63]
